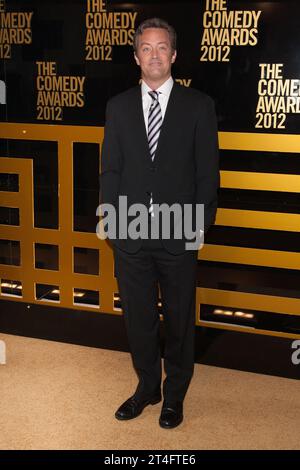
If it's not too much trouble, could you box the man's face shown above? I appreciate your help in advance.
[134,28,177,84]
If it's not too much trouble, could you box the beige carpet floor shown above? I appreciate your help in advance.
[0,332,299,450]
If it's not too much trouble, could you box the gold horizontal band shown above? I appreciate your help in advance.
[197,321,300,340]
[198,287,300,316]
[199,244,300,270]
[216,208,300,232]
[0,192,20,208]
[219,131,300,153]
[221,170,300,192]
[0,122,104,143]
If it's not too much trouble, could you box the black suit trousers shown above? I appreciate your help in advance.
[113,235,198,405]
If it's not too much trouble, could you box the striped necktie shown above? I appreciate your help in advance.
[147,90,162,217]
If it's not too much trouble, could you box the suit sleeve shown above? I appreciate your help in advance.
[100,99,123,207]
[194,96,220,233]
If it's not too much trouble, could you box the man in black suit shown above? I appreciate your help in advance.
[100,17,219,428]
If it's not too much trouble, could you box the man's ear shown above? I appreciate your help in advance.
[171,50,177,64]
[134,53,140,66]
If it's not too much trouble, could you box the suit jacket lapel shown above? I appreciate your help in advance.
[152,82,183,165]
[129,86,150,163]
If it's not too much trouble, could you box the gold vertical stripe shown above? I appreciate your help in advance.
[19,160,35,300]
[57,139,73,306]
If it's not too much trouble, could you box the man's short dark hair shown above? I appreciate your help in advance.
[133,17,177,52]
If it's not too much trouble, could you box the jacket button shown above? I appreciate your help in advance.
[150,166,156,172]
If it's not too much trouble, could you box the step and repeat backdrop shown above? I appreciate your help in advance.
[0,0,300,340]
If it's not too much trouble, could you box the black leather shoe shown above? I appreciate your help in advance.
[115,393,161,420]
[159,402,183,429]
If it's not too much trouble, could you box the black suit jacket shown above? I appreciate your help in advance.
[100,82,219,254]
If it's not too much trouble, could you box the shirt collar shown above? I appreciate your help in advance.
[141,76,174,98]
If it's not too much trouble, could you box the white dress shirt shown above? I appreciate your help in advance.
[141,76,174,133]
